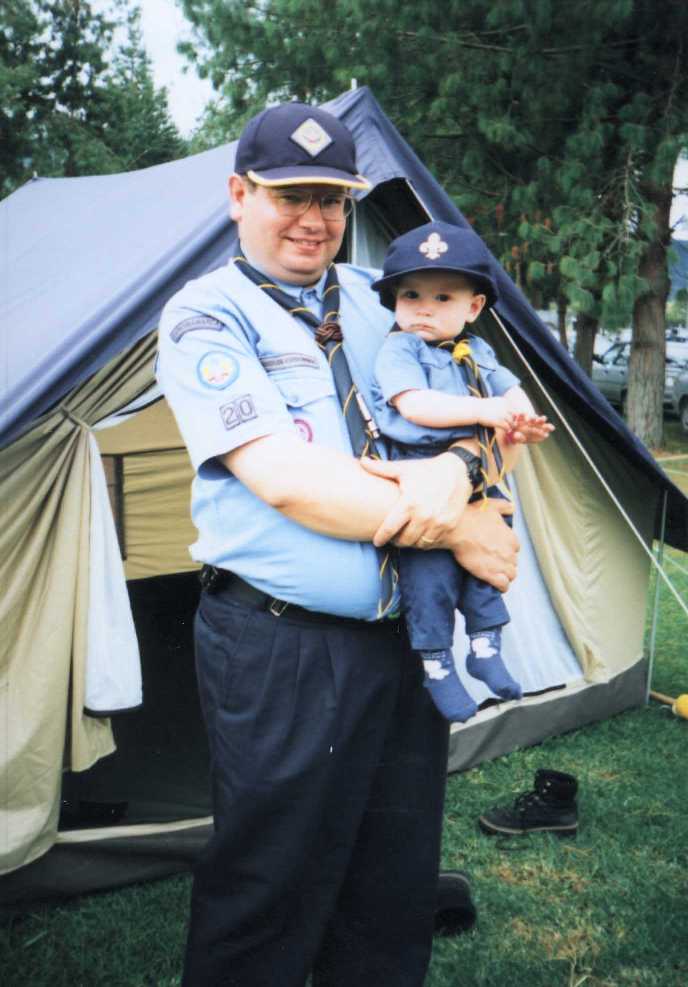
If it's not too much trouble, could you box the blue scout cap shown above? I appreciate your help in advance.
[372,222,499,309]
[235,102,370,190]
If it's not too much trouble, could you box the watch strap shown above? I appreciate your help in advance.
[445,446,483,492]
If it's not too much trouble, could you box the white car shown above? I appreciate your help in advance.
[592,340,688,413]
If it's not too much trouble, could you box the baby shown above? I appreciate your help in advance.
[371,221,553,722]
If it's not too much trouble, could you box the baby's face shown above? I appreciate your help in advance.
[394,271,485,343]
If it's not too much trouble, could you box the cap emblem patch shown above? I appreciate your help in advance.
[290,118,333,157]
[419,232,448,261]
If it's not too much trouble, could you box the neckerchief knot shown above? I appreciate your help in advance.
[452,339,473,364]
[315,321,343,344]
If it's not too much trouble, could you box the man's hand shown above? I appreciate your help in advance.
[360,453,471,549]
[451,498,519,592]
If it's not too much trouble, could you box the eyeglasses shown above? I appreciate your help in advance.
[266,188,354,220]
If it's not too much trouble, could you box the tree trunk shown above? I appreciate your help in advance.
[573,311,598,376]
[627,184,672,448]
[557,294,568,350]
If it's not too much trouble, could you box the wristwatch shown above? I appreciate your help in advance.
[445,446,483,493]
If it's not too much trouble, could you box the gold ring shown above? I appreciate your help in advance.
[419,536,435,546]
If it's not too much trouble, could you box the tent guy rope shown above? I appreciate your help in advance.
[490,310,688,621]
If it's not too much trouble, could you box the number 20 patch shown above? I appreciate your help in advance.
[219,394,258,431]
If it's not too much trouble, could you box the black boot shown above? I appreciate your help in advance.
[478,769,578,837]
[434,870,477,935]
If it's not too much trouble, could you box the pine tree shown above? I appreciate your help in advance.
[0,1,186,197]
[182,0,688,443]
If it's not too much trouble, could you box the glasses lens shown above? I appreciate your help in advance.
[320,194,353,219]
[270,190,353,219]
[271,190,310,216]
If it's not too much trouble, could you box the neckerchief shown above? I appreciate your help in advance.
[234,253,398,618]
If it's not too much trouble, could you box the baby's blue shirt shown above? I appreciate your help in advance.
[372,331,520,449]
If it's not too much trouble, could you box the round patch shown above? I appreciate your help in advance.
[293,418,313,443]
[197,351,239,390]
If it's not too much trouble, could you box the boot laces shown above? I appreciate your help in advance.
[513,789,543,817]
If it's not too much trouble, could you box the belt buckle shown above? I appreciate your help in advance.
[269,598,289,617]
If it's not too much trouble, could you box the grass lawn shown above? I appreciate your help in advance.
[652,419,688,498]
[2,442,686,986]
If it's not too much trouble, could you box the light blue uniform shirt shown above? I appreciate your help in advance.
[157,260,396,620]
[372,331,520,449]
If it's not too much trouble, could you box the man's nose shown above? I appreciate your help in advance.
[297,199,327,225]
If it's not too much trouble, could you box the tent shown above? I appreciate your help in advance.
[1,86,686,907]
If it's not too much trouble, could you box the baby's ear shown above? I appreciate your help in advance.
[466,293,487,322]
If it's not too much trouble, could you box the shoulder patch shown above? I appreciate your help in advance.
[170,315,224,343]
[197,351,239,389]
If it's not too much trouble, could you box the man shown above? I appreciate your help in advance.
[157,102,518,987]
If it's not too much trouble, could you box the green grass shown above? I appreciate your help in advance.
[2,563,686,986]
[654,420,688,498]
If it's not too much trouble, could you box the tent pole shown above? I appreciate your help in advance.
[645,488,668,704]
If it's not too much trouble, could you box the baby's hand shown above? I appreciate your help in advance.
[477,397,516,431]
[504,414,555,445]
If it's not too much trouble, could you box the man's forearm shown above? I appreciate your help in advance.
[224,433,517,591]
[222,434,401,540]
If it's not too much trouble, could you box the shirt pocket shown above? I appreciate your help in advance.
[270,367,336,410]
[474,350,498,375]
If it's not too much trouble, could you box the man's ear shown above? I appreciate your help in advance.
[228,174,246,221]
[466,293,487,323]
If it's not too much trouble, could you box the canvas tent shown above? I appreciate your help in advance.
[1,86,686,907]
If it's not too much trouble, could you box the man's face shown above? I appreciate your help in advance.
[394,271,486,343]
[229,176,348,285]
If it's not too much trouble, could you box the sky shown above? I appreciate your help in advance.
[138,0,213,135]
[133,0,687,237]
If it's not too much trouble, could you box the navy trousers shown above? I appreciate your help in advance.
[399,489,511,652]
[183,588,449,987]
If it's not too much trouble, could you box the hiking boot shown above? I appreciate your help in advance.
[478,769,578,837]
[434,870,477,935]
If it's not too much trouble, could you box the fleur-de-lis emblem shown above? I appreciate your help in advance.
[419,232,448,261]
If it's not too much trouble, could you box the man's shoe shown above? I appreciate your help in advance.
[478,769,578,837]
[434,870,477,935]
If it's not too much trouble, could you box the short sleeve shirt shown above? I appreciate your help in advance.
[156,260,395,620]
[372,331,520,449]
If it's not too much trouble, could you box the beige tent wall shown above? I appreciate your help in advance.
[484,315,656,683]
[96,400,198,581]
[0,335,156,875]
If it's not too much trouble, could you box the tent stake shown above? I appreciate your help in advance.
[646,488,668,703]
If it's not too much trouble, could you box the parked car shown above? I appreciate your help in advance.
[673,370,688,433]
[591,340,688,413]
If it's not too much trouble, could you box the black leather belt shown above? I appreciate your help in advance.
[199,565,399,630]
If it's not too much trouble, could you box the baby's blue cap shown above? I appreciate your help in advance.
[372,222,499,310]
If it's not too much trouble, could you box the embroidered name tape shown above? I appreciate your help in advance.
[261,353,320,373]
[290,118,333,157]
[197,351,239,390]
[170,315,224,343]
